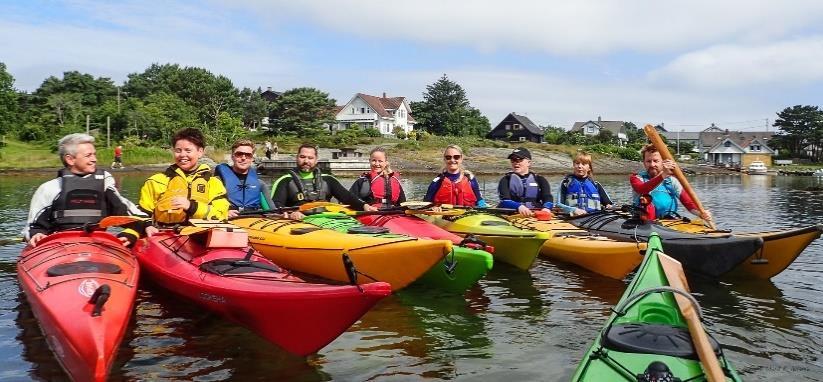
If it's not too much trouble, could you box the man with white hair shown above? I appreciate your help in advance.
[23,133,145,247]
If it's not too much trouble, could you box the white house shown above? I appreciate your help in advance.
[333,93,416,135]
[570,117,628,146]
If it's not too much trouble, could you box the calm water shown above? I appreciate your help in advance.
[1,172,822,381]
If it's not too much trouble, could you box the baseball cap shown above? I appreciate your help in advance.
[507,147,531,160]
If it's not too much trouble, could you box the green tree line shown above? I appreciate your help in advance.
[0,63,494,149]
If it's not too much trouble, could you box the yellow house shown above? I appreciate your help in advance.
[708,137,775,167]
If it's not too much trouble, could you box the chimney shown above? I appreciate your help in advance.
[597,116,602,123]
[382,92,386,98]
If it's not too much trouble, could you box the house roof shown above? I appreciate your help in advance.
[571,120,626,135]
[506,113,543,135]
[699,130,774,148]
[661,131,700,140]
[350,93,416,123]
[707,137,774,153]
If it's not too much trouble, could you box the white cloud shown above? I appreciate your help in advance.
[228,0,823,55]
[649,37,823,89]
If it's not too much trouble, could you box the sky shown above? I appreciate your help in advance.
[2,0,823,131]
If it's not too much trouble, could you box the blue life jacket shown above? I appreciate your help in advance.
[561,175,602,213]
[507,172,540,208]
[215,163,261,210]
[633,171,679,218]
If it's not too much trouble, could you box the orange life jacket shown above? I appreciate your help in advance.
[432,172,478,206]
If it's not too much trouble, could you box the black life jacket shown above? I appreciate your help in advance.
[52,168,107,227]
[286,168,328,204]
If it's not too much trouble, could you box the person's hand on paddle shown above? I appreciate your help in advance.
[145,226,160,237]
[228,209,240,218]
[661,159,677,178]
[117,236,132,246]
[28,233,46,247]
[517,204,533,217]
[363,204,378,212]
[572,208,587,216]
[431,205,443,213]
[690,208,713,223]
[285,211,305,220]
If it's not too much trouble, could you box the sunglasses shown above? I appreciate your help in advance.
[510,156,525,162]
[444,154,462,161]
[233,152,253,159]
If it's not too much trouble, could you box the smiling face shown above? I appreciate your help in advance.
[443,147,463,173]
[65,142,97,174]
[297,147,318,172]
[643,151,663,177]
[232,145,254,173]
[573,160,591,178]
[173,138,204,172]
[370,150,388,174]
[510,156,530,175]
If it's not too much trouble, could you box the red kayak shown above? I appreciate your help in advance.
[132,230,391,356]
[357,214,465,243]
[18,231,139,382]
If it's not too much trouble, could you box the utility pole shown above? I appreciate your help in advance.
[107,116,111,148]
[86,115,90,134]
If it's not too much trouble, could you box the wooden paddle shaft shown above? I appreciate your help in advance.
[643,124,716,229]
[659,253,726,382]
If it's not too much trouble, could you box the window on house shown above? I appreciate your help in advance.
[514,124,521,130]
[351,107,354,114]
[519,136,526,142]
[724,141,731,147]
[367,108,371,113]
[360,107,365,113]
[587,126,594,133]
[505,124,511,130]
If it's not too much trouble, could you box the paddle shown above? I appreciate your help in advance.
[658,253,726,382]
[643,124,717,229]
[437,204,554,221]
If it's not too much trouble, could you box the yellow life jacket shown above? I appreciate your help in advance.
[154,166,212,224]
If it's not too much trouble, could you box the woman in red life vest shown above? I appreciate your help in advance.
[424,145,488,208]
[350,147,406,208]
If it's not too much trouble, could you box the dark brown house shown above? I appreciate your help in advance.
[487,112,544,143]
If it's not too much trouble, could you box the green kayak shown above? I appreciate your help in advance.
[304,212,493,293]
[421,212,550,270]
[573,232,742,381]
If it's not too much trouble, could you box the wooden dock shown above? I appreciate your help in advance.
[256,158,370,176]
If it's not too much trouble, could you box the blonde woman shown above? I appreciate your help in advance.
[559,152,613,215]
[423,145,487,207]
[350,147,406,208]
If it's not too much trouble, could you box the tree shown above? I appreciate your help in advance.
[269,87,336,136]
[0,62,18,136]
[411,74,490,136]
[542,125,566,144]
[596,129,616,144]
[773,105,823,160]
[623,122,645,144]
[240,87,269,129]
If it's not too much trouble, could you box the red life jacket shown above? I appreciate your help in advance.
[432,172,478,206]
[367,170,403,207]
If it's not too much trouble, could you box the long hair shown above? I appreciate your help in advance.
[369,146,393,176]
[573,152,594,177]
[58,133,95,167]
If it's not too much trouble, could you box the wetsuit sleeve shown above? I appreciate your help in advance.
[630,173,665,195]
[397,186,407,205]
[349,177,371,202]
[497,175,521,209]
[596,181,614,207]
[325,176,366,210]
[272,176,291,208]
[470,178,488,208]
[259,183,276,211]
[536,175,553,208]
[423,177,441,202]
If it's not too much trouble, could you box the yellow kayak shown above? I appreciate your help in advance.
[421,212,549,270]
[656,219,822,279]
[231,216,452,291]
[509,217,646,279]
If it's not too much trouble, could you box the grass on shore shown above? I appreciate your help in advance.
[0,139,172,169]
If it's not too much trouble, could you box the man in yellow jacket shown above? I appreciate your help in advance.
[139,128,229,229]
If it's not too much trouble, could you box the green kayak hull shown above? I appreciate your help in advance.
[572,232,742,381]
[304,213,492,292]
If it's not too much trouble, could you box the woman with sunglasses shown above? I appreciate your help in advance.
[138,128,229,227]
[350,147,406,208]
[214,139,276,217]
[423,145,488,208]
[497,147,554,217]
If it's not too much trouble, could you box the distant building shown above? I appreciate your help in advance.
[698,123,775,164]
[260,87,282,128]
[570,116,627,146]
[660,130,701,153]
[333,93,416,135]
[487,112,544,143]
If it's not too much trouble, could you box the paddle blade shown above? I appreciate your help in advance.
[178,226,210,236]
[298,201,347,212]
[400,201,434,209]
[98,215,149,228]
[658,253,725,382]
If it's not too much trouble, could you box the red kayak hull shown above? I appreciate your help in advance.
[18,231,139,382]
[357,214,463,243]
[133,232,391,356]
